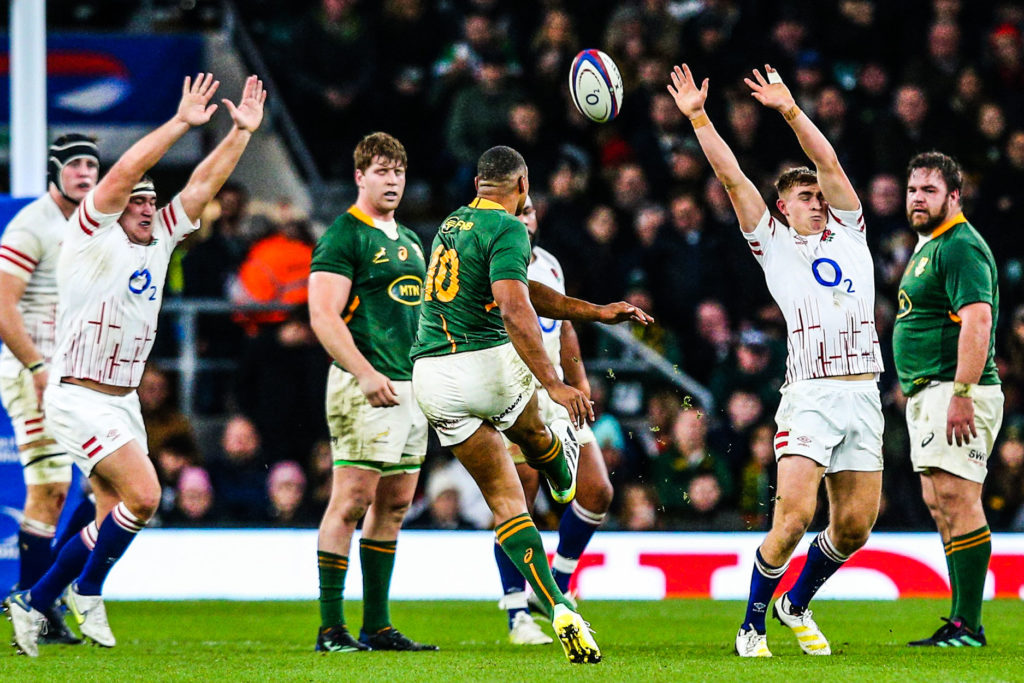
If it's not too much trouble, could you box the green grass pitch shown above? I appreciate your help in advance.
[5,599,1023,681]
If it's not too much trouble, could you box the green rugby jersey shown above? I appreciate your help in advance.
[893,213,1000,395]
[411,197,531,359]
[310,206,426,380]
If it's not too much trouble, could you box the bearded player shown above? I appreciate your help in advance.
[670,64,884,657]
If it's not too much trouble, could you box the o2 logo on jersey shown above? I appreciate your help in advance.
[811,258,855,293]
[538,317,557,333]
[128,269,157,301]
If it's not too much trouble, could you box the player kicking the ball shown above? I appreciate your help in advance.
[669,64,884,657]
[5,73,266,657]
[411,146,650,664]
[493,196,614,646]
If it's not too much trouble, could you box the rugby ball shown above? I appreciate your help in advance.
[569,49,623,123]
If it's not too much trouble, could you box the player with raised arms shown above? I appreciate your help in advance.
[668,64,884,657]
[493,195,614,645]
[411,145,650,664]
[0,134,103,645]
[5,73,266,657]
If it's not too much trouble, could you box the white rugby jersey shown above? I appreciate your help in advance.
[53,190,198,387]
[528,246,565,378]
[0,194,67,377]
[743,206,883,384]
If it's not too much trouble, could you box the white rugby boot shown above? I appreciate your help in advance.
[735,625,772,657]
[66,584,116,648]
[4,591,46,657]
[509,610,553,645]
[773,592,831,655]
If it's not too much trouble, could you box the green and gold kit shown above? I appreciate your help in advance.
[893,212,1000,395]
[411,197,531,359]
[311,206,426,380]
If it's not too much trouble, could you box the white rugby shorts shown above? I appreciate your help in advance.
[774,378,883,473]
[325,365,427,474]
[43,381,147,477]
[0,368,72,484]
[412,342,535,447]
[906,381,1004,484]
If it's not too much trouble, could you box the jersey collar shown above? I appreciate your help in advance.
[469,197,507,212]
[929,211,966,239]
[347,205,376,227]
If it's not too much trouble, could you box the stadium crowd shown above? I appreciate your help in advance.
[45,0,1024,533]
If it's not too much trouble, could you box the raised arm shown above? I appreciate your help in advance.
[179,76,267,223]
[668,64,766,232]
[94,73,220,215]
[493,279,593,427]
[528,280,653,325]
[745,65,859,211]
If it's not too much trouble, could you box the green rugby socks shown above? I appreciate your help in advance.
[318,551,348,629]
[948,526,991,632]
[495,513,573,613]
[360,539,397,632]
[525,431,571,492]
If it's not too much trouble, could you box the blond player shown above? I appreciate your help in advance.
[5,73,266,657]
[669,63,884,657]
[0,135,101,644]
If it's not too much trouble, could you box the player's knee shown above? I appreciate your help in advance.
[830,525,871,554]
[339,496,372,524]
[25,482,69,521]
[776,510,813,544]
[579,478,613,514]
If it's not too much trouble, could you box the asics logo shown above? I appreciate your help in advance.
[921,433,934,448]
[524,548,533,563]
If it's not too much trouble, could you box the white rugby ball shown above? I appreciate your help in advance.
[569,49,624,123]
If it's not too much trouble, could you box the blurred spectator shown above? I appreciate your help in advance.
[139,366,197,456]
[737,423,777,530]
[405,468,477,530]
[985,421,1024,530]
[290,0,375,175]
[682,299,733,385]
[656,192,725,328]
[164,466,218,527]
[232,214,315,335]
[709,329,784,411]
[676,472,745,531]
[874,84,940,173]
[417,456,491,529]
[503,101,556,190]
[308,439,334,511]
[209,415,268,522]
[153,433,202,521]
[445,51,523,200]
[903,21,964,100]
[575,205,627,304]
[652,407,733,520]
[588,373,628,481]
[183,182,250,299]
[613,483,660,531]
[235,311,329,464]
[263,460,318,527]
[863,173,906,251]
[624,285,682,366]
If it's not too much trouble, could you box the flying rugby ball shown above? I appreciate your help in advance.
[569,49,623,123]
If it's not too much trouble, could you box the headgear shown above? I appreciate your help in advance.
[47,134,99,203]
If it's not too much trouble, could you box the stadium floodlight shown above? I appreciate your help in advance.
[9,0,48,198]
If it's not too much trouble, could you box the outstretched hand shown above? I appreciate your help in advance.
[177,72,220,126]
[666,64,709,119]
[598,302,655,326]
[223,75,267,133]
[744,64,796,112]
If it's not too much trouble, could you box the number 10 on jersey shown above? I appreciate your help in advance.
[424,245,460,302]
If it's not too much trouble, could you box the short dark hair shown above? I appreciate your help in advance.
[775,166,818,196]
[907,151,963,193]
[476,145,526,186]
[353,132,407,172]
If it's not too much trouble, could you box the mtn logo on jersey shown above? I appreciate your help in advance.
[388,275,423,306]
